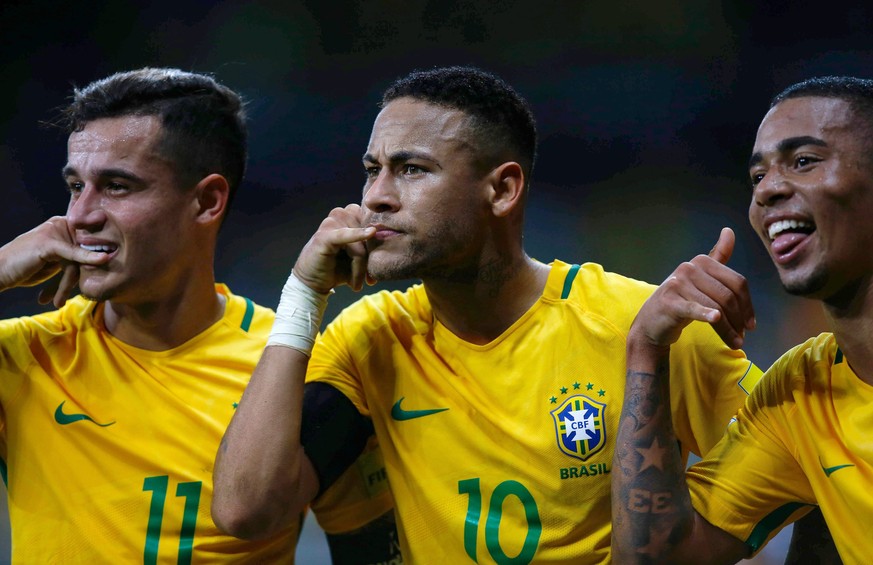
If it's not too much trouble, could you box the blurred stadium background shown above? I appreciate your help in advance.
[3,0,865,561]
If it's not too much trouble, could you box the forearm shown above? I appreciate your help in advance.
[612,338,696,564]
[613,334,750,564]
[213,345,316,539]
[612,228,756,563]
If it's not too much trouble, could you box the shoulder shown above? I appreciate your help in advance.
[217,284,275,338]
[313,284,431,360]
[0,295,96,339]
[552,260,656,329]
[751,333,837,405]
[0,297,97,377]
[775,332,838,372]
[330,284,430,332]
[559,260,654,302]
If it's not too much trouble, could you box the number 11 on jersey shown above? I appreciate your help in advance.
[143,475,202,565]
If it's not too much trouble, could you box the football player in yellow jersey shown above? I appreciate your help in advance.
[212,66,803,563]
[0,68,398,563]
[611,76,872,564]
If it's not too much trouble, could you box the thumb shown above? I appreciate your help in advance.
[708,227,735,265]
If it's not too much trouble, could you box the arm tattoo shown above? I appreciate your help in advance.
[612,359,695,563]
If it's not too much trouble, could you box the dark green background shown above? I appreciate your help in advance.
[2,1,866,561]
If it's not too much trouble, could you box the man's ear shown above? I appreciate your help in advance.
[489,161,525,217]
[192,174,230,226]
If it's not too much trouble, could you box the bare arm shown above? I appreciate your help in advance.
[611,228,754,564]
[212,205,376,539]
[0,216,109,306]
[213,346,316,539]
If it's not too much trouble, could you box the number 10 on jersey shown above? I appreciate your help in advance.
[458,478,542,564]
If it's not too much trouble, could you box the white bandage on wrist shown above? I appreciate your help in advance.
[267,272,332,356]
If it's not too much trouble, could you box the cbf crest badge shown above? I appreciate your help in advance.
[551,395,606,461]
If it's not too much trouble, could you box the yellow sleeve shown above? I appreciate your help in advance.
[669,320,763,457]
[307,302,371,417]
[687,385,813,551]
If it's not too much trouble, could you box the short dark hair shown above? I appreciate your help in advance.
[771,76,873,152]
[62,68,248,207]
[381,66,537,187]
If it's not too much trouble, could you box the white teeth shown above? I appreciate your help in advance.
[768,219,812,240]
[80,244,114,253]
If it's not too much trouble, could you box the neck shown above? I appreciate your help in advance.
[424,253,550,345]
[102,276,225,351]
[824,281,873,385]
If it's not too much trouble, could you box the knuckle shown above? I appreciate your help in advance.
[320,214,340,228]
[661,276,681,292]
[323,209,347,226]
[307,231,332,252]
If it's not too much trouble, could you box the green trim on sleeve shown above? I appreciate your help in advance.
[240,297,255,333]
[834,348,844,365]
[745,501,809,550]
[0,457,6,486]
[561,264,581,299]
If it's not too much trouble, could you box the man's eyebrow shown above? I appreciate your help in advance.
[748,136,828,169]
[61,166,146,184]
[362,151,442,169]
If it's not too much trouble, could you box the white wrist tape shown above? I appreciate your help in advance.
[267,272,331,356]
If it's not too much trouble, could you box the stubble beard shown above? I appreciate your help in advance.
[367,241,464,282]
[80,289,109,302]
[77,271,115,303]
[367,221,477,283]
[781,265,829,298]
[366,250,419,281]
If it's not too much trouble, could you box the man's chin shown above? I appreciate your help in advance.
[77,278,115,303]
[780,268,828,298]
[366,259,418,282]
[78,289,111,303]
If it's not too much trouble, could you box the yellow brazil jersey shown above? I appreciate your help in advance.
[687,332,873,564]
[0,284,392,564]
[308,260,761,564]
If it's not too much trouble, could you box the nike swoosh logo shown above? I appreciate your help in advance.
[54,401,115,427]
[819,457,854,477]
[391,397,448,421]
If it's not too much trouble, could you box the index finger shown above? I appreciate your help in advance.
[50,241,112,267]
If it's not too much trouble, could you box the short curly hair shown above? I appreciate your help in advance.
[771,76,873,157]
[63,68,248,206]
[382,66,537,187]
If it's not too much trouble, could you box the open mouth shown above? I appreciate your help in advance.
[80,243,118,255]
[767,219,815,241]
[767,219,815,260]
